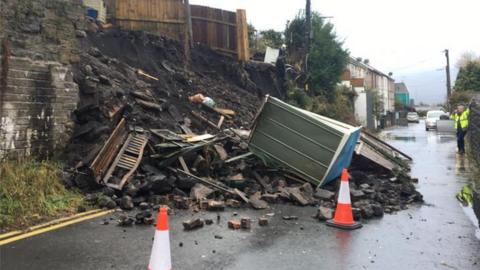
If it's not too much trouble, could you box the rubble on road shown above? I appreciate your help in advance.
[63,24,422,229]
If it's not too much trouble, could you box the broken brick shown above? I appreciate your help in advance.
[240,217,251,229]
[182,218,204,230]
[205,219,214,225]
[228,220,241,230]
[226,199,241,208]
[258,217,269,226]
[207,200,225,211]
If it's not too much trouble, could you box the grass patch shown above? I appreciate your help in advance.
[0,159,84,231]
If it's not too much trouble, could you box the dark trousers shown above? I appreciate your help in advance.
[457,128,467,153]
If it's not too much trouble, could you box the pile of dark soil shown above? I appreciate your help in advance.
[63,23,422,227]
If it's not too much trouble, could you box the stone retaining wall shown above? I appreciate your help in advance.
[0,0,85,158]
[0,57,79,158]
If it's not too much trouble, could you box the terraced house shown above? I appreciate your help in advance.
[341,57,395,130]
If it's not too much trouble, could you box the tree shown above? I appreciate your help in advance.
[285,11,348,98]
[456,51,479,69]
[259,29,284,48]
[247,23,257,51]
[454,61,480,92]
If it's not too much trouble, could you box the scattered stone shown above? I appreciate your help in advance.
[139,202,150,210]
[314,189,335,200]
[144,216,154,225]
[182,219,204,230]
[118,213,134,226]
[261,193,279,203]
[359,183,370,189]
[174,197,190,209]
[352,207,362,220]
[135,210,153,225]
[258,217,269,226]
[98,196,117,209]
[75,30,87,38]
[226,199,241,208]
[199,199,210,210]
[317,206,334,221]
[205,219,214,225]
[214,235,223,239]
[119,196,134,210]
[350,189,366,200]
[372,204,384,217]
[228,220,241,230]
[190,184,214,201]
[240,217,251,229]
[249,192,269,209]
[207,200,225,211]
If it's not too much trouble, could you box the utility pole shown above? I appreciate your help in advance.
[304,0,311,76]
[444,49,452,98]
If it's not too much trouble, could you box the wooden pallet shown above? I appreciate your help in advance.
[103,133,149,190]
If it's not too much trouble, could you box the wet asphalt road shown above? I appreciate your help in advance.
[1,121,480,270]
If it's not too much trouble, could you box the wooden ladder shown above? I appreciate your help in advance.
[103,133,149,190]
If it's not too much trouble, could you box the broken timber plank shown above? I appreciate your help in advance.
[361,130,412,161]
[90,118,128,183]
[213,107,235,116]
[137,69,159,81]
[355,141,396,171]
[178,156,190,174]
[225,152,253,163]
[217,116,225,129]
[186,134,215,143]
[191,111,219,129]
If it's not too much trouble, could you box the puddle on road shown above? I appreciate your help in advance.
[383,134,416,141]
[438,136,456,143]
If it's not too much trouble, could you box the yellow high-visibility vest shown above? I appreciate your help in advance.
[451,109,470,129]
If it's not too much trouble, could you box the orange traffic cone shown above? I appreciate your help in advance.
[148,208,172,270]
[326,169,362,230]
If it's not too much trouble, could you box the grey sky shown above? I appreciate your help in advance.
[190,0,480,104]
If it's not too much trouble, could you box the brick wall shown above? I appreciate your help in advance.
[0,57,79,158]
[0,0,85,158]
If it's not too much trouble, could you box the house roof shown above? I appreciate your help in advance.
[395,82,409,93]
[348,57,394,81]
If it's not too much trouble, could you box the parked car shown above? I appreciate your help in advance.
[425,110,447,131]
[407,112,420,123]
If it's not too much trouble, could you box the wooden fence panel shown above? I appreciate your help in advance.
[109,0,249,60]
[190,5,237,55]
[115,0,185,40]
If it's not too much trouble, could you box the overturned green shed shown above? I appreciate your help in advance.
[248,96,361,187]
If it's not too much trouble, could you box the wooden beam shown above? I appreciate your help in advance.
[184,0,193,47]
[115,17,185,24]
[235,9,249,61]
[209,46,237,55]
[191,16,237,27]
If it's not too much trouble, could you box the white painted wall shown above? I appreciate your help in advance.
[353,87,368,127]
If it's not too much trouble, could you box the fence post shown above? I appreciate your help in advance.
[236,9,249,61]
